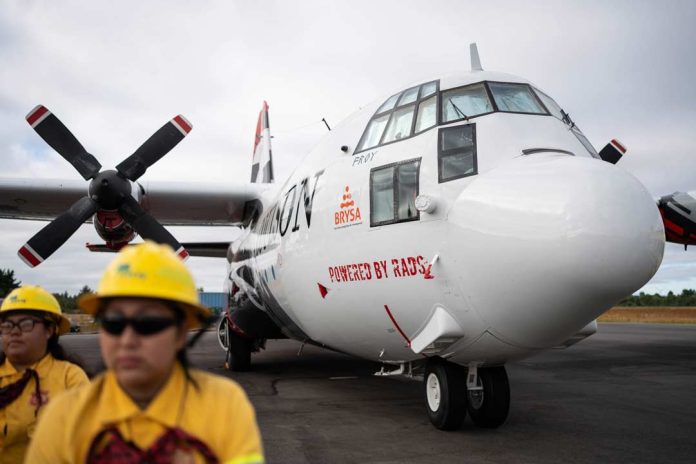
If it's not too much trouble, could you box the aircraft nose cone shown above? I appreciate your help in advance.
[447,153,664,348]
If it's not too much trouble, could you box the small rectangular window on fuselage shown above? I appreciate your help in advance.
[370,158,421,226]
[370,166,395,224]
[438,124,477,183]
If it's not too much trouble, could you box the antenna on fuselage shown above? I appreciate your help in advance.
[470,43,483,71]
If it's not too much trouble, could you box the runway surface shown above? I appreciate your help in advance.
[61,324,696,464]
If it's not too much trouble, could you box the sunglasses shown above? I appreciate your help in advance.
[99,315,178,336]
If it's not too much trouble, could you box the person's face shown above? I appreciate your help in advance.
[99,298,187,395]
[0,312,53,367]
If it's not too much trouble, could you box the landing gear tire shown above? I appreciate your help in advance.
[225,327,252,372]
[424,358,467,430]
[466,366,510,428]
[217,317,229,351]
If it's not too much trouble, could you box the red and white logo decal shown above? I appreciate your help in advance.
[334,185,362,229]
[327,255,435,283]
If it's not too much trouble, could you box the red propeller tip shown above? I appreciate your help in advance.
[177,247,190,260]
[172,115,192,136]
[18,244,43,267]
[26,105,50,128]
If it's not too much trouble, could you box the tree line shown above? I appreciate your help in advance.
[618,289,696,307]
[0,268,93,314]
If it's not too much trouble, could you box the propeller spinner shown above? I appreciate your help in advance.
[18,105,191,267]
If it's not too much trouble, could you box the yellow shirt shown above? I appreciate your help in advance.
[0,354,89,464]
[25,363,264,464]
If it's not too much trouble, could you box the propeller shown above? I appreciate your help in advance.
[18,105,192,267]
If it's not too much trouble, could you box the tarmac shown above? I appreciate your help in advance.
[61,323,696,464]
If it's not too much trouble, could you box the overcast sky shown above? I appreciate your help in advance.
[1,0,695,294]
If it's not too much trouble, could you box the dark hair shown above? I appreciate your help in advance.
[46,333,91,376]
[167,301,206,391]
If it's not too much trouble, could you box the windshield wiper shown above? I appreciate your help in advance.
[560,109,576,129]
[448,98,469,121]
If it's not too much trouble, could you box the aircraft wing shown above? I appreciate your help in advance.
[87,241,230,257]
[0,177,272,226]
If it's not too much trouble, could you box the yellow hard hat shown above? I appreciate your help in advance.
[78,241,211,329]
[1,285,71,335]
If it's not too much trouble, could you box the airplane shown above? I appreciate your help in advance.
[1,44,693,430]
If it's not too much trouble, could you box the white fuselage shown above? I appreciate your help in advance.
[231,70,665,367]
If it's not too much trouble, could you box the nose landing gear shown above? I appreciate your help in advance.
[466,366,510,428]
[424,358,467,430]
[423,358,510,430]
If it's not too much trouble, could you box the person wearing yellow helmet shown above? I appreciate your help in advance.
[25,241,265,464]
[0,285,89,464]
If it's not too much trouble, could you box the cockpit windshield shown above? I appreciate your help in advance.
[441,83,493,123]
[356,81,440,152]
[354,79,596,157]
[488,83,546,114]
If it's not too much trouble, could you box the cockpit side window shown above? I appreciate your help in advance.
[438,124,477,183]
[359,114,390,152]
[382,105,416,144]
[377,93,400,114]
[533,88,564,120]
[415,95,437,133]
[398,87,419,106]
[420,81,437,98]
[533,87,600,158]
[355,81,439,153]
[370,158,421,226]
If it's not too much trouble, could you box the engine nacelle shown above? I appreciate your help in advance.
[93,210,137,249]
[92,179,144,249]
[658,191,696,247]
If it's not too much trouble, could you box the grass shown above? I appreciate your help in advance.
[599,307,696,324]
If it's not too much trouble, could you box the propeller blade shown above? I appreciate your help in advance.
[26,105,102,180]
[118,196,189,259]
[116,115,192,181]
[18,196,98,267]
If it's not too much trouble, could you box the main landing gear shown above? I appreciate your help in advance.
[423,358,510,430]
[217,316,253,372]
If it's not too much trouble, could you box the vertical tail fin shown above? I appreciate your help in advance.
[250,101,274,183]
